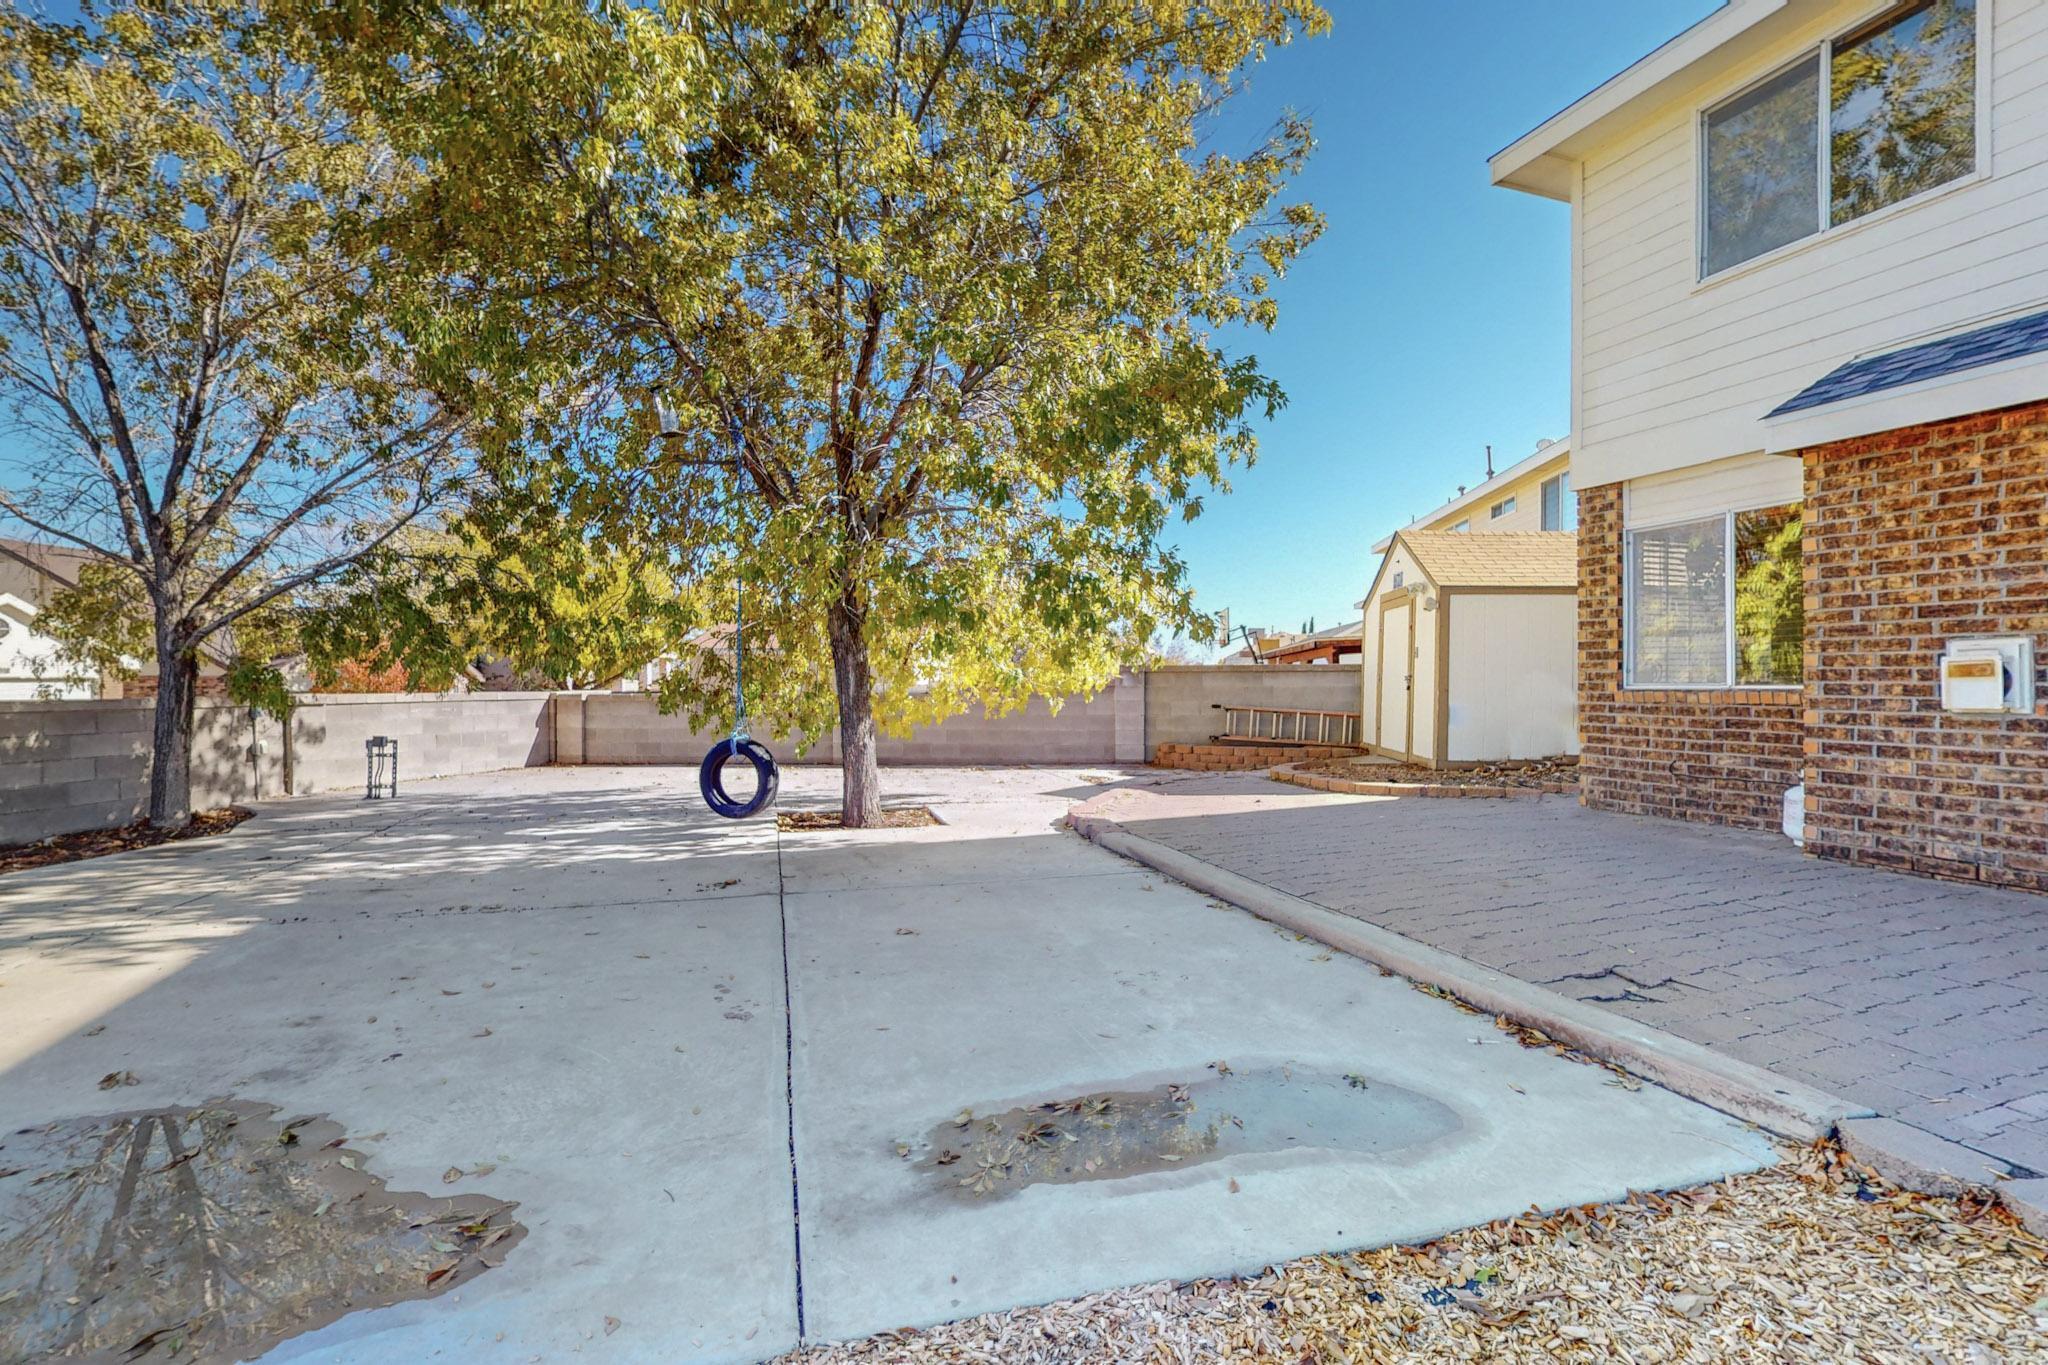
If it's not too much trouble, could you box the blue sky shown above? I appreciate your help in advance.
[1182,0,1718,644]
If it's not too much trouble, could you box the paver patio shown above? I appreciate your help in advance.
[0,767,1775,1363]
[1097,774,2048,1177]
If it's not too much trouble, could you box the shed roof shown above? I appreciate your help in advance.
[1398,531,1578,590]
[1766,307,2048,419]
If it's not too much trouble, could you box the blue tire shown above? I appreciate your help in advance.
[700,738,778,819]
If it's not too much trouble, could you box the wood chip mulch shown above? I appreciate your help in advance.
[0,807,252,875]
[775,1140,2048,1363]
[1293,755,1580,790]
[777,807,942,832]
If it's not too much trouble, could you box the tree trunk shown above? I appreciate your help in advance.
[827,588,882,828]
[147,624,200,829]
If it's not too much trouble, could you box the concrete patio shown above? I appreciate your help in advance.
[0,767,1776,1363]
[1090,774,2048,1178]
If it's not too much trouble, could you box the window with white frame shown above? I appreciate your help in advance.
[1702,0,1977,278]
[1541,471,1575,532]
[1490,496,1516,520]
[1449,519,1470,533]
[1626,504,1804,687]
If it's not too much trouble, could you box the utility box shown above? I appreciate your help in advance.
[1939,636,2036,715]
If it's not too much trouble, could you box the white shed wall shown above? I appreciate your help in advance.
[1445,593,1580,763]
[1575,0,2048,489]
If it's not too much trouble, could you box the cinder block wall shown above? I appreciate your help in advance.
[1803,400,2048,889]
[0,694,552,844]
[286,693,552,795]
[1574,483,1804,830]
[5,669,1358,842]
[571,675,1145,767]
[0,700,282,843]
[1142,666,1363,754]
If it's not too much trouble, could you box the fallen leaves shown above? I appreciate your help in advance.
[97,1071,139,1090]
[773,1139,2048,1365]
[0,807,251,876]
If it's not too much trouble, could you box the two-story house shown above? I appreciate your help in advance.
[1493,0,2048,888]
[1359,439,1580,767]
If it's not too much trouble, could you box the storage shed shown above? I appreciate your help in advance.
[1360,531,1579,767]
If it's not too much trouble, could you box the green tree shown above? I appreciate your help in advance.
[0,0,493,825]
[335,1,1327,826]
[301,515,694,692]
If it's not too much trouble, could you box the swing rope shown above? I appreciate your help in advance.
[699,455,777,819]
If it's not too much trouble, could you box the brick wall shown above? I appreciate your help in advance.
[1576,483,1805,830]
[1802,399,2048,890]
[122,674,232,700]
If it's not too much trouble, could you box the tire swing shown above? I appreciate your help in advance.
[699,550,778,820]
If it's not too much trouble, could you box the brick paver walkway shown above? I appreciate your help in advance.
[1110,778,2048,1175]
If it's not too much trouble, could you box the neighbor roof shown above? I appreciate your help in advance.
[1371,438,1570,554]
[1397,531,1578,590]
[1767,307,2048,418]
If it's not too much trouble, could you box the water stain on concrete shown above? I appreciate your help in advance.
[0,1099,523,1364]
[909,1065,1461,1201]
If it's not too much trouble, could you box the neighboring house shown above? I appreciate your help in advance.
[1218,629,1304,665]
[1263,621,1364,666]
[0,538,110,699]
[1360,532,1579,767]
[0,537,241,701]
[1370,437,1576,553]
[1492,0,2048,888]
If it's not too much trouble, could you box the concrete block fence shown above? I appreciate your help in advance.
[0,693,552,846]
[1,667,1358,844]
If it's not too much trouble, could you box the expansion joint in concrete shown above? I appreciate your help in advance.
[775,821,807,1342]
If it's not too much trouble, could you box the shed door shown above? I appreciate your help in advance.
[1375,596,1416,760]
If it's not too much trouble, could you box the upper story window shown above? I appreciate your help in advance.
[1541,471,1576,532]
[1489,496,1516,520]
[1702,0,1977,278]
[1449,519,1470,533]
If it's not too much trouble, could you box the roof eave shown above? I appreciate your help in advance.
[1490,0,1802,200]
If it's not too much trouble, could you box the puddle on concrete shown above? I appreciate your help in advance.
[908,1065,1461,1201]
[0,1099,523,1364]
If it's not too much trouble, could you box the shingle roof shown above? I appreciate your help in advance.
[1768,308,2048,419]
[1397,531,1578,589]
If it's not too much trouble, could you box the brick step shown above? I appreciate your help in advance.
[1153,743,1363,772]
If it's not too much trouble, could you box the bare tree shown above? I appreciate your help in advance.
[0,1,476,824]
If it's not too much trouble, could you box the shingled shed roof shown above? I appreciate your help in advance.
[1397,531,1578,589]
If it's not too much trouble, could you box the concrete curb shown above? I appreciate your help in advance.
[1268,761,1578,800]
[1836,1116,2016,1198]
[1069,808,1866,1144]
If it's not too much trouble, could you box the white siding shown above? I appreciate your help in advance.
[1624,451,1804,527]
[1575,0,2048,489]
[1445,593,1580,762]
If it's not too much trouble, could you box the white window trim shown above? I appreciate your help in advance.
[1490,497,1516,519]
[1622,502,1804,692]
[1693,0,1993,287]
[1540,472,1575,531]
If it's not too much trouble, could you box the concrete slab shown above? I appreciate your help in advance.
[3,765,1782,1363]
[779,775,1778,1345]
[0,769,798,1365]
